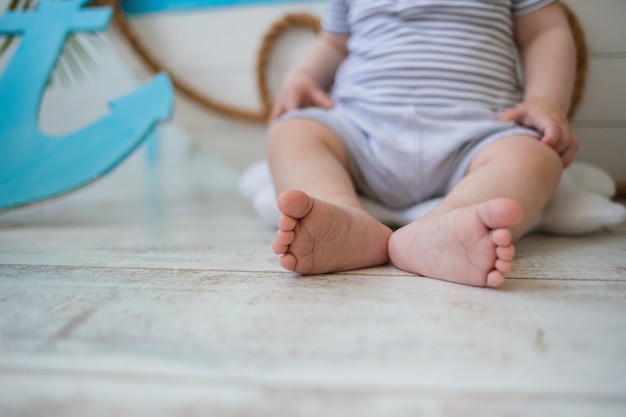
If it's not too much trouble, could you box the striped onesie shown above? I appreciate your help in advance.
[282,0,555,209]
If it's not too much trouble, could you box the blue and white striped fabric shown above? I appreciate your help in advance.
[323,0,555,111]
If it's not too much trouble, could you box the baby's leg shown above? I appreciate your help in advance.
[267,118,392,274]
[389,135,563,287]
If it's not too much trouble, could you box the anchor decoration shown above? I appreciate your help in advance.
[0,0,174,211]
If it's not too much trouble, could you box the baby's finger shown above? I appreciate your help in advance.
[539,119,560,147]
[284,94,304,113]
[559,142,577,168]
[537,113,571,151]
[268,103,286,123]
[549,123,574,155]
[310,89,335,109]
[560,134,579,168]
[269,93,301,122]
[498,105,525,123]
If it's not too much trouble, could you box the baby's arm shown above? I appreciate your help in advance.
[499,1,578,167]
[269,32,349,123]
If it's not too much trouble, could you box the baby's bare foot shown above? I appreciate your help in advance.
[388,199,523,287]
[272,190,392,274]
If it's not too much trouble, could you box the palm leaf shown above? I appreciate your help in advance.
[0,0,108,85]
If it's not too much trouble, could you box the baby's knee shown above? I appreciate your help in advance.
[476,136,564,187]
[504,136,562,167]
[267,118,319,145]
[267,119,294,146]
[266,119,304,160]
[525,138,564,175]
[509,138,564,196]
[267,118,347,160]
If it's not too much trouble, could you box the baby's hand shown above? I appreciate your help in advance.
[499,101,578,167]
[268,70,334,123]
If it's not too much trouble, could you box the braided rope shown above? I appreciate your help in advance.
[256,13,321,119]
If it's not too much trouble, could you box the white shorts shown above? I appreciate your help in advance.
[279,100,540,209]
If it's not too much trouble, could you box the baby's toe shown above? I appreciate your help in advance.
[278,214,297,231]
[495,258,513,274]
[486,270,506,288]
[490,228,513,246]
[496,244,515,261]
[275,229,294,247]
[279,253,298,272]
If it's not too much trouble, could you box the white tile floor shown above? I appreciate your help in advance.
[1,123,625,416]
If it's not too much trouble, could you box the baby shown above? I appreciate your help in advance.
[266,0,577,287]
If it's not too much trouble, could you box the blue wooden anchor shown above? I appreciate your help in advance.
[0,0,174,211]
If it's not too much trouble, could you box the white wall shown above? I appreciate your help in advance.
[113,3,325,170]
[565,0,626,184]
